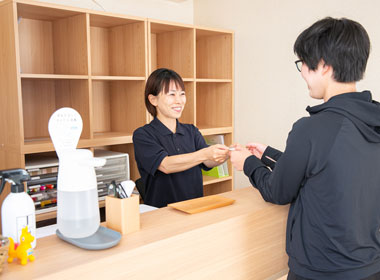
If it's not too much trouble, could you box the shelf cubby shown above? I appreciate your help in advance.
[90,14,146,77]
[201,132,233,195]
[224,133,233,177]
[203,175,233,186]
[21,78,91,141]
[196,29,233,79]
[149,21,194,79]
[199,127,233,136]
[17,3,88,75]
[92,80,146,137]
[196,82,233,129]
[179,81,195,124]
[203,179,232,196]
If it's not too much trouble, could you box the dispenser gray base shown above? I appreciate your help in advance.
[56,226,121,250]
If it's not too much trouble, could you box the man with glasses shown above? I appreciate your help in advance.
[230,17,380,279]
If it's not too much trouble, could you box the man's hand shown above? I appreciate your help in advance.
[229,144,252,171]
[245,142,267,159]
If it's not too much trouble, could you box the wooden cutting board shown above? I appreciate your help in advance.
[168,195,235,214]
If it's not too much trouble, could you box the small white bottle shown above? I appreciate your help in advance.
[0,169,36,248]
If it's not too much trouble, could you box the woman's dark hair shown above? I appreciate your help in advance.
[294,17,370,82]
[145,68,185,117]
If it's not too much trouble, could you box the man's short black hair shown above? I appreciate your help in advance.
[294,17,370,82]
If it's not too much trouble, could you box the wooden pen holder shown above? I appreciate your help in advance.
[105,195,140,235]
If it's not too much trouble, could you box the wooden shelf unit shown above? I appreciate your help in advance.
[0,0,234,222]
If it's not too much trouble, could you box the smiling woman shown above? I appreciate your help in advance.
[132,68,230,207]
[144,68,186,131]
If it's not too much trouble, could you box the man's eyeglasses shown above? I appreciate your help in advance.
[295,60,303,72]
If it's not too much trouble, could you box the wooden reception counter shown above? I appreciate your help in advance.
[2,187,289,280]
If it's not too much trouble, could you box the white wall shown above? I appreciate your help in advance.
[36,0,193,24]
[194,0,380,189]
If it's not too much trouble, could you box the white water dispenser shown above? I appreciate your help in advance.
[48,108,121,249]
[48,108,105,238]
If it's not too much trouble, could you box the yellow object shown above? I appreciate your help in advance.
[7,226,35,265]
[106,195,140,235]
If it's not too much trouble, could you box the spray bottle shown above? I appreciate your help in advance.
[0,168,36,248]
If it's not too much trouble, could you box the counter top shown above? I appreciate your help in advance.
[2,187,289,280]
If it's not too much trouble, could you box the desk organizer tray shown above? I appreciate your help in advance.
[168,195,235,214]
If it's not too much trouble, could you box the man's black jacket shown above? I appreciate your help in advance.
[244,91,380,279]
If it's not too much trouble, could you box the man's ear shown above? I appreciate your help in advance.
[320,59,333,76]
[148,94,158,106]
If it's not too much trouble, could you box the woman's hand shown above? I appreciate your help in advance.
[245,142,267,159]
[160,144,229,174]
[204,144,229,163]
